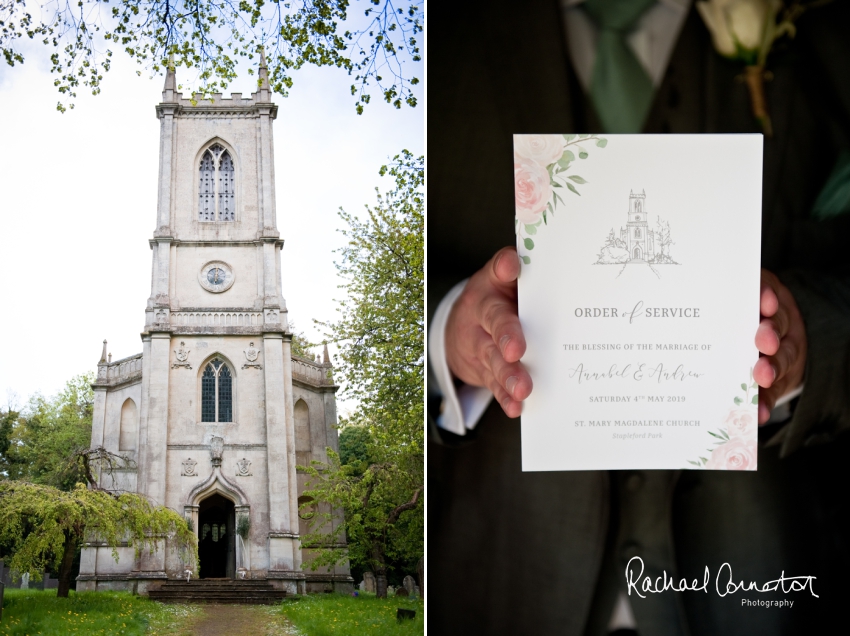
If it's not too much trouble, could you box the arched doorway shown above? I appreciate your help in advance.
[198,493,235,578]
[633,246,641,260]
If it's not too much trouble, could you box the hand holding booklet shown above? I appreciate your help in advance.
[515,134,762,471]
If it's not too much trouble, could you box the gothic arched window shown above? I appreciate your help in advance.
[635,200,642,214]
[201,358,233,422]
[635,228,641,238]
[198,144,236,222]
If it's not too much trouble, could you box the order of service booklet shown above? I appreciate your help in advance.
[515,134,762,472]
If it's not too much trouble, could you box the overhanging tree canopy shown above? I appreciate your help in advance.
[0,480,197,597]
[1,0,421,113]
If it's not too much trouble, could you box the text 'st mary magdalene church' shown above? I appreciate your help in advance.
[77,57,352,595]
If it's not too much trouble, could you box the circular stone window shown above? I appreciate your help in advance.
[198,260,235,293]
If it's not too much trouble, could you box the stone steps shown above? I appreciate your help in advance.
[148,579,287,604]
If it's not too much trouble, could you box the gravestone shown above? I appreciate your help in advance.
[403,575,416,596]
[20,573,29,590]
[395,586,409,597]
[363,572,376,593]
[358,579,365,591]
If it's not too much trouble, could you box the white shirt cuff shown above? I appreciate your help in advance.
[429,280,495,435]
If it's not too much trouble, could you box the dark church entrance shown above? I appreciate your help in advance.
[198,493,235,578]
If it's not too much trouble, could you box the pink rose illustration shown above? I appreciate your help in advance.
[515,153,552,225]
[514,135,566,166]
[724,407,757,440]
[706,437,757,471]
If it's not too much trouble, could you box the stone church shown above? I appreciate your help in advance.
[77,57,352,595]
[619,189,656,261]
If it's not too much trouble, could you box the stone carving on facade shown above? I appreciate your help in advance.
[236,457,252,476]
[210,436,224,468]
[155,308,169,323]
[172,341,192,369]
[264,309,279,323]
[181,457,198,476]
[242,342,263,369]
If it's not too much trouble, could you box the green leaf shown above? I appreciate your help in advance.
[554,191,565,208]
[567,175,587,184]
[751,381,758,390]
[751,394,759,405]
[708,431,725,440]
[578,134,589,138]
[741,383,747,391]
[734,396,743,405]
[564,134,577,141]
[700,457,708,465]
[524,237,535,250]
[579,151,588,159]
[525,224,537,235]
[596,138,608,148]
[566,182,580,196]
[520,255,531,264]
[560,150,575,164]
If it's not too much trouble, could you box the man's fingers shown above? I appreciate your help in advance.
[476,294,526,363]
[489,247,521,291]
[753,355,776,388]
[754,320,781,356]
[479,339,533,402]
[760,277,779,318]
[487,377,523,419]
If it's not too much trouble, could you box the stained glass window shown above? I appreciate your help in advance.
[198,144,235,222]
[201,358,234,423]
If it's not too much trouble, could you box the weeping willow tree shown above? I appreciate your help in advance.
[0,480,197,597]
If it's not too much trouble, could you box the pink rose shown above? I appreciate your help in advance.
[515,153,552,225]
[724,407,757,440]
[514,135,566,166]
[706,437,758,471]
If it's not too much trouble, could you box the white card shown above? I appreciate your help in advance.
[515,134,762,471]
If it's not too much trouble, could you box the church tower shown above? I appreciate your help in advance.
[624,189,654,261]
[77,57,352,595]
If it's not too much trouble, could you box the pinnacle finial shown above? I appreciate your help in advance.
[257,47,270,101]
[99,339,108,365]
[323,343,331,366]
[164,56,176,91]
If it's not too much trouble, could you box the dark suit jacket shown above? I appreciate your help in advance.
[428,2,850,634]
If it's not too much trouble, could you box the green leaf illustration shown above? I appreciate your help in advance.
[741,383,747,391]
[564,134,577,141]
[578,134,589,138]
[734,396,743,405]
[579,151,588,159]
[751,382,758,390]
[524,237,535,250]
[752,394,759,405]
[596,138,608,148]
[520,255,531,264]
[554,191,565,208]
[525,224,537,235]
[708,431,725,440]
[566,182,580,196]
[567,175,588,184]
[562,150,576,163]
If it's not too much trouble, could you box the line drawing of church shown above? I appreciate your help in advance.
[76,56,352,595]
[596,190,677,265]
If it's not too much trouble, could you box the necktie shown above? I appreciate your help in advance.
[584,0,657,133]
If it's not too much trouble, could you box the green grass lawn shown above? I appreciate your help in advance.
[279,592,424,636]
[0,589,199,635]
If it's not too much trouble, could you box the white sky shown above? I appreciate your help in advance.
[0,27,423,416]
